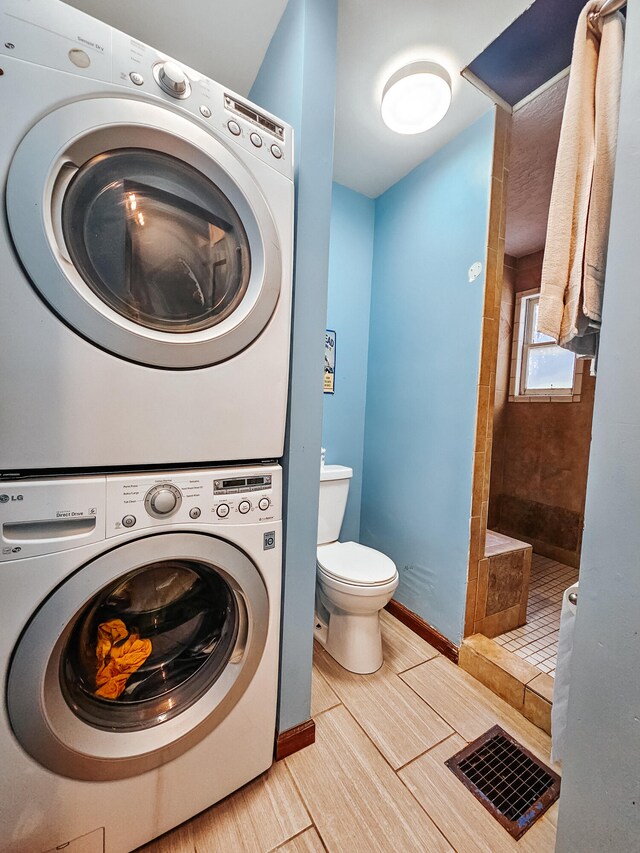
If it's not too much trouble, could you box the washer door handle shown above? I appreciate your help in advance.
[230,589,249,664]
[49,160,79,265]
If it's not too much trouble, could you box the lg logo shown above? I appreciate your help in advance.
[0,494,23,503]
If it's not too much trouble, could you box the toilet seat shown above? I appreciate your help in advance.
[317,541,397,587]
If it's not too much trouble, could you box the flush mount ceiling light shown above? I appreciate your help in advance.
[381,61,452,135]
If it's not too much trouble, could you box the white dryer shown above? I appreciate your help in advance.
[0,0,293,473]
[0,464,282,853]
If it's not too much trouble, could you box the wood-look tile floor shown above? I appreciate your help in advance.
[140,610,560,853]
[495,554,579,676]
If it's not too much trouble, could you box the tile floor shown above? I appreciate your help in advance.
[494,554,579,676]
[141,611,559,853]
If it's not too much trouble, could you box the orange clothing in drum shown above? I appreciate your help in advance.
[95,618,152,700]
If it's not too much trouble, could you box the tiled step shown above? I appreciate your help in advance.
[459,634,554,734]
[474,530,532,638]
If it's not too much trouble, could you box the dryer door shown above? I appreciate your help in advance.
[6,99,285,368]
[7,532,270,781]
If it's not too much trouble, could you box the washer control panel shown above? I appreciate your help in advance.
[106,465,281,537]
[0,466,281,559]
[144,482,182,518]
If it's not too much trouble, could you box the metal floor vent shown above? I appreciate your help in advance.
[445,725,561,839]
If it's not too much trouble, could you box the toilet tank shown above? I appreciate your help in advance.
[317,464,353,545]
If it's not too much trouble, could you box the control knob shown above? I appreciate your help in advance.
[155,60,190,98]
[145,483,182,517]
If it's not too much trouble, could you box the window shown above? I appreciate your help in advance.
[509,290,584,403]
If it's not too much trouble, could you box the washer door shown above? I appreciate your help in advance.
[7,533,269,781]
[6,99,282,368]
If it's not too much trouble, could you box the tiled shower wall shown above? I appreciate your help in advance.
[488,252,517,528]
[489,252,596,568]
[464,107,511,638]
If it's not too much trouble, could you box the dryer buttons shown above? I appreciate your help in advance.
[250,132,263,148]
[129,71,144,86]
[258,498,270,511]
[189,507,201,519]
[270,144,283,159]
[238,500,251,514]
[122,515,136,528]
[227,120,241,136]
[216,503,230,518]
[154,60,191,99]
[145,483,182,518]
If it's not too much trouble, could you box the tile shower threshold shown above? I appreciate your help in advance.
[459,634,554,735]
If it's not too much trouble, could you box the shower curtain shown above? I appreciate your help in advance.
[538,1,625,363]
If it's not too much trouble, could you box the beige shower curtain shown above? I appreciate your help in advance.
[537,0,625,360]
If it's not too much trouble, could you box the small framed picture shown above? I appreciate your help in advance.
[324,329,336,394]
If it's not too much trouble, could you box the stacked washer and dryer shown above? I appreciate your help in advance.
[0,1,293,851]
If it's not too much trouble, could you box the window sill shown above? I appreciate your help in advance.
[508,394,581,403]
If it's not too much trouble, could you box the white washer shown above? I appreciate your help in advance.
[0,0,293,474]
[0,464,282,853]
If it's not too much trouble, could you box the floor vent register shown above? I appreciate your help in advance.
[445,725,561,839]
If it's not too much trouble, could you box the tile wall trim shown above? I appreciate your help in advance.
[464,106,511,638]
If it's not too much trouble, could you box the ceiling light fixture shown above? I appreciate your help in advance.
[381,61,452,135]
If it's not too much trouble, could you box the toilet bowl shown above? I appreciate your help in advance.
[314,465,399,674]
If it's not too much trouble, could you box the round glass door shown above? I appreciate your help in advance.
[6,98,284,368]
[62,149,251,334]
[62,559,239,731]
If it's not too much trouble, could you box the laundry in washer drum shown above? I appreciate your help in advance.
[62,560,239,726]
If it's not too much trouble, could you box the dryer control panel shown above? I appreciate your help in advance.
[105,465,282,537]
[0,0,293,179]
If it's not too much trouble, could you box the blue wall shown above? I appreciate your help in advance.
[360,111,494,644]
[250,0,337,733]
[322,183,375,541]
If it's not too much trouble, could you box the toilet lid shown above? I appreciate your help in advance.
[317,541,397,586]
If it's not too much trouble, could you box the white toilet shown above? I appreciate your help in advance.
[315,464,399,674]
